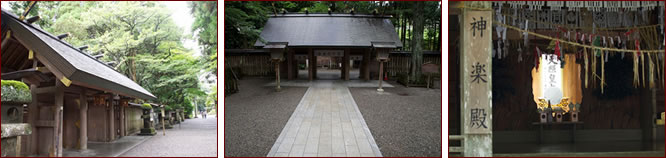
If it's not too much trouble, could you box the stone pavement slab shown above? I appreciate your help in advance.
[62,135,150,157]
[267,81,382,157]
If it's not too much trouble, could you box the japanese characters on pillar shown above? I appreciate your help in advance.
[541,54,563,104]
[463,10,492,134]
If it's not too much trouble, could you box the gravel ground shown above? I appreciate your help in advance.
[223,78,307,157]
[120,117,218,157]
[350,81,442,157]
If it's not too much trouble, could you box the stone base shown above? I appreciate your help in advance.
[1,123,32,157]
[1,137,18,157]
[138,128,156,136]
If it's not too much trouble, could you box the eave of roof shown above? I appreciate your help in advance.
[2,9,157,100]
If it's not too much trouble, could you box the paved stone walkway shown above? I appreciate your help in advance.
[120,117,217,157]
[62,136,150,157]
[267,81,382,157]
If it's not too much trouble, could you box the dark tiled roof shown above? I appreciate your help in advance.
[2,9,156,100]
[254,13,403,48]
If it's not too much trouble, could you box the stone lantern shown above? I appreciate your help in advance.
[138,104,156,136]
[1,80,33,157]
[265,42,288,91]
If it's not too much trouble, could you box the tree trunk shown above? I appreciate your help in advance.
[410,1,425,83]
[401,12,407,51]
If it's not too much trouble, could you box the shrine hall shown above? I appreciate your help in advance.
[253,12,403,87]
[449,1,665,157]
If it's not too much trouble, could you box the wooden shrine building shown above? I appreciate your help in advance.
[254,13,403,82]
[1,9,157,157]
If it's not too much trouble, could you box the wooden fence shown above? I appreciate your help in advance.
[225,55,275,76]
[385,55,442,77]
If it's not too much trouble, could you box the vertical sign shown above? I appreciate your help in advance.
[462,10,492,134]
[541,54,563,104]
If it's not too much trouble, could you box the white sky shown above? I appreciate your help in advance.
[161,1,203,57]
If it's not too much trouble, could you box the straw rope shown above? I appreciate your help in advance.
[496,22,665,53]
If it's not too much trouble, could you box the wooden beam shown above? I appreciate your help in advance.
[34,86,56,94]
[35,120,55,127]
[1,31,11,52]
[12,36,70,87]
[5,45,26,67]
[36,66,51,74]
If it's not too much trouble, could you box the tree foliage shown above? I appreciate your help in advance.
[223,1,441,51]
[190,1,218,75]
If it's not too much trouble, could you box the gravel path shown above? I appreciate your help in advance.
[120,117,218,157]
[224,78,308,157]
[349,82,442,157]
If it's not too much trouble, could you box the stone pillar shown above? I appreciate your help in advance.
[460,2,493,157]
[79,89,88,150]
[1,80,33,157]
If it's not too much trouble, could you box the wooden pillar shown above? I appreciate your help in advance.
[275,61,281,91]
[364,50,370,81]
[344,49,350,80]
[287,50,294,80]
[460,2,493,156]
[108,98,114,141]
[79,89,88,150]
[120,106,125,137]
[308,48,314,81]
[55,81,65,157]
[28,84,39,155]
[378,61,384,91]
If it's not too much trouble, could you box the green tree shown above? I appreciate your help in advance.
[190,1,218,75]
[8,1,210,113]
